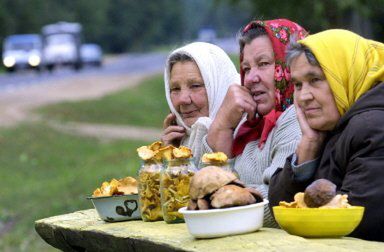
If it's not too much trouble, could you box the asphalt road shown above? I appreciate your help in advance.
[0,37,238,93]
[0,52,168,93]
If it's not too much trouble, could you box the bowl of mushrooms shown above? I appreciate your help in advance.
[178,166,268,238]
[273,179,364,238]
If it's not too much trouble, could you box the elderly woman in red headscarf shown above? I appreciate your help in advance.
[203,19,307,227]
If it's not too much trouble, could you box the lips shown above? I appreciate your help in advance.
[252,91,266,102]
[181,110,197,118]
[304,107,321,117]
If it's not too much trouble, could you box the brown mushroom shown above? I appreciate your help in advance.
[304,179,337,208]
[197,198,210,210]
[210,185,256,208]
[187,199,198,210]
[244,187,263,203]
[189,166,237,200]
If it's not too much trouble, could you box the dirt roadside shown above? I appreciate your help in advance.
[0,72,162,140]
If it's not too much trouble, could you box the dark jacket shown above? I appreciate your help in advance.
[269,82,384,242]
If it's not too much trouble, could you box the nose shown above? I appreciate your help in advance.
[243,68,261,88]
[297,83,313,102]
[178,89,192,104]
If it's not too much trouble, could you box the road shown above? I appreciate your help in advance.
[0,37,238,93]
[0,52,168,93]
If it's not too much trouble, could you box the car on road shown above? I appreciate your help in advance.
[42,21,83,71]
[2,34,43,72]
[80,43,103,67]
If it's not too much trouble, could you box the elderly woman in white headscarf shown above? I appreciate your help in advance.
[161,42,239,164]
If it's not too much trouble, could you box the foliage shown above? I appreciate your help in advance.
[0,0,252,53]
[224,0,384,40]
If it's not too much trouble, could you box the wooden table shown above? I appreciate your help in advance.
[35,209,384,252]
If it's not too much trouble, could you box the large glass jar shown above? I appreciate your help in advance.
[138,160,163,221]
[160,158,196,224]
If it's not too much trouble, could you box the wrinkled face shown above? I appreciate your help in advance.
[242,35,276,116]
[291,53,340,131]
[169,61,209,127]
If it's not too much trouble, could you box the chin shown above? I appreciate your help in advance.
[183,118,197,127]
[257,105,274,116]
[307,119,333,132]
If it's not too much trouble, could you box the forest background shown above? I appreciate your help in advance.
[0,0,383,54]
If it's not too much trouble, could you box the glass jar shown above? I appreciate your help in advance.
[160,158,196,224]
[138,160,163,222]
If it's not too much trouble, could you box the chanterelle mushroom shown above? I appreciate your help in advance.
[189,166,237,200]
[304,179,336,208]
[210,185,256,208]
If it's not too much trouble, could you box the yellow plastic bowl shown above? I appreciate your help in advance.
[273,206,364,238]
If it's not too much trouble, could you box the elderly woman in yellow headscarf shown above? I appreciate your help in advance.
[269,29,384,242]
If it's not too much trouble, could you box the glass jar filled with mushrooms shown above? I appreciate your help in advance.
[137,141,168,222]
[138,159,163,221]
[161,157,196,223]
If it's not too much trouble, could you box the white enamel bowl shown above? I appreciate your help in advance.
[179,199,268,238]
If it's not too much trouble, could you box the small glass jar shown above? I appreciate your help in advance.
[160,158,196,224]
[138,160,163,222]
[199,159,239,178]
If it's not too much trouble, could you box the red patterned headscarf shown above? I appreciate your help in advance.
[232,19,307,156]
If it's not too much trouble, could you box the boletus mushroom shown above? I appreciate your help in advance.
[210,185,256,208]
[187,166,263,210]
[189,166,237,200]
[304,179,337,208]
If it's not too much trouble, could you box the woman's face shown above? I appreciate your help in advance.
[169,60,209,127]
[291,53,340,131]
[242,35,276,116]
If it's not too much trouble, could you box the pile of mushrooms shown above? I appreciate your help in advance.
[187,166,263,210]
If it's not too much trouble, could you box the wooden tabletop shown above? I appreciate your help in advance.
[35,209,384,252]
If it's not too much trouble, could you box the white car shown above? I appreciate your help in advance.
[2,34,43,72]
[81,43,102,67]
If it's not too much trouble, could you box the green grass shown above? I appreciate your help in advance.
[0,123,146,251]
[38,74,169,127]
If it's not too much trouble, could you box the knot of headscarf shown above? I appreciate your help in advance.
[299,29,384,116]
[232,19,307,156]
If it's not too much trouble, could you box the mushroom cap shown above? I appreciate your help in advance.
[210,184,256,208]
[304,179,337,207]
[189,166,237,200]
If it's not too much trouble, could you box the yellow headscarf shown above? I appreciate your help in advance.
[299,29,384,116]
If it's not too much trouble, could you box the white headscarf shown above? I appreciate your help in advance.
[164,42,240,160]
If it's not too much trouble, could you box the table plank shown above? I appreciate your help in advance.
[35,209,384,252]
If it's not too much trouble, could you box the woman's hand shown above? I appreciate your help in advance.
[161,113,185,146]
[294,100,326,164]
[213,85,257,130]
[207,84,257,156]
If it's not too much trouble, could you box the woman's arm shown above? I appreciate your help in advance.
[327,110,384,241]
[207,85,256,157]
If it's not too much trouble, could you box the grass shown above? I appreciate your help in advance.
[38,74,169,128]
[0,123,147,251]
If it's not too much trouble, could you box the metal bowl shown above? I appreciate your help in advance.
[88,194,141,222]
